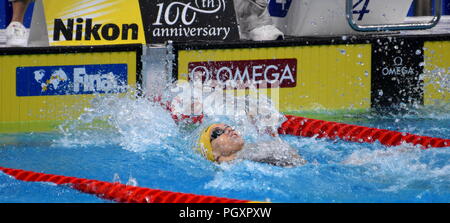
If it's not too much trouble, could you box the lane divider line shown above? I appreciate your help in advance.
[279,115,450,148]
[0,166,251,203]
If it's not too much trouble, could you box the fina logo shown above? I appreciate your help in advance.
[72,67,123,93]
[34,69,68,92]
[16,64,128,97]
[33,67,123,93]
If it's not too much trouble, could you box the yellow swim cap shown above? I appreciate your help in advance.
[196,124,218,162]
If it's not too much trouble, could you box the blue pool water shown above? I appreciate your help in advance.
[0,95,449,203]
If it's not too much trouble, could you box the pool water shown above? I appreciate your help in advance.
[0,95,449,203]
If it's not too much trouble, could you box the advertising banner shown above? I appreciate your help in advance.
[0,45,141,132]
[138,0,239,43]
[16,64,128,96]
[43,0,145,46]
[423,41,450,106]
[371,39,424,108]
[39,0,239,46]
[188,59,297,89]
[177,44,373,112]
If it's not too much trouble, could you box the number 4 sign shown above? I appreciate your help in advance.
[353,0,371,21]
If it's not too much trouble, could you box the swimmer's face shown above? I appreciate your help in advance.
[210,124,244,160]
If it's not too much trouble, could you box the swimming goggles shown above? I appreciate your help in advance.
[210,125,234,142]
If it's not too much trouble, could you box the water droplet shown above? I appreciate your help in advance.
[415,49,422,55]
[364,71,369,76]
[357,54,363,58]
[341,35,348,41]
[113,173,121,183]
[127,177,138,186]
[378,89,384,96]
[340,49,346,55]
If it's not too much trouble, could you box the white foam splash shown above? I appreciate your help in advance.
[56,91,180,153]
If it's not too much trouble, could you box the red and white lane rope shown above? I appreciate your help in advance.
[279,115,450,149]
[0,166,251,203]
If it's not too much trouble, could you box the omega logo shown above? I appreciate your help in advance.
[382,56,417,76]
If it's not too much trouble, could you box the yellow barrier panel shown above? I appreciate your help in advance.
[177,44,372,112]
[424,41,450,106]
[0,46,139,133]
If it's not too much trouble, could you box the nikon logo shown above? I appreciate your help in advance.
[53,18,139,41]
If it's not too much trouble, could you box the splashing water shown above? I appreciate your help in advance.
[1,86,449,202]
[57,91,180,153]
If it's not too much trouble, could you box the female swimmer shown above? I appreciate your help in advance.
[195,123,307,167]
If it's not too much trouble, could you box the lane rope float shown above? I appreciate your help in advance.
[154,97,449,149]
[279,115,450,149]
[0,166,251,203]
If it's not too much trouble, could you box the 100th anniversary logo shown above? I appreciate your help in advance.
[139,0,239,43]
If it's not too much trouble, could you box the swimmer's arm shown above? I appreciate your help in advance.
[245,141,307,166]
[273,140,307,165]
[287,147,307,166]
